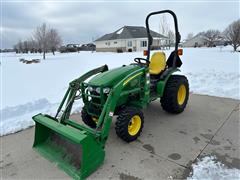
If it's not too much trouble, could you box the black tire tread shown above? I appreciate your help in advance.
[115,107,144,142]
[81,106,96,128]
[160,75,189,114]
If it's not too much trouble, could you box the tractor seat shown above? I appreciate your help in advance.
[149,52,166,75]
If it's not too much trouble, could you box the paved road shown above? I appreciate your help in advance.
[1,94,239,179]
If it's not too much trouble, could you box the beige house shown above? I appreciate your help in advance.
[94,26,169,52]
[182,33,227,47]
[182,34,208,47]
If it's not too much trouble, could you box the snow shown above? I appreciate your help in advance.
[187,156,240,180]
[116,28,124,34]
[0,46,239,136]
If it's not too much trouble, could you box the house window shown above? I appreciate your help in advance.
[140,41,147,47]
[114,41,117,44]
[127,41,132,47]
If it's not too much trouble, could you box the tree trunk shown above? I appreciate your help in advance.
[43,51,46,59]
[233,44,237,52]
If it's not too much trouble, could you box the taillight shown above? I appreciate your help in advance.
[177,49,183,56]
[143,50,148,56]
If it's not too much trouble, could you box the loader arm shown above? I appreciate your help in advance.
[55,64,108,122]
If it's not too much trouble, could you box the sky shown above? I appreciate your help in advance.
[1,1,239,49]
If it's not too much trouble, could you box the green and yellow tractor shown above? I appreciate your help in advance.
[33,10,189,179]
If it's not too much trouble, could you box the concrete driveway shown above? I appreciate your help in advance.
[1,94,239,179]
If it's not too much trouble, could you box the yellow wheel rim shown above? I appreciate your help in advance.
[177,84,186,105]
[128,115,141,136]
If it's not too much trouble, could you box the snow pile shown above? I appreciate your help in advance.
[0,99,53,135]
[186,71,239,100]
[180,46,239,99]
[1,98,51,120]
[0,46,239,136]
[188,156,240,180]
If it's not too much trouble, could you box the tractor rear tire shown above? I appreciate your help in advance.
[81,106,97,128]
[160,75,189,114]
[115,107,144,143]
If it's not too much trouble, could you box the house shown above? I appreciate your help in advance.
[182,34,208,47]
[0,48,15,53]
[94,26,169,52]
[182,34,227,47]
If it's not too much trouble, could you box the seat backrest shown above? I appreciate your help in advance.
[149,52,166,75]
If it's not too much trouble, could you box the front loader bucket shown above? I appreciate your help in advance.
[32,114,105,180]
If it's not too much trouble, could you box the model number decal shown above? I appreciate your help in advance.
[123,72,143,86]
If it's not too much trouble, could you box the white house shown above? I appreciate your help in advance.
[182,34,226,47]
[94,26,169,52]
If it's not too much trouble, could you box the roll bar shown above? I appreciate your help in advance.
[145,10,181,68]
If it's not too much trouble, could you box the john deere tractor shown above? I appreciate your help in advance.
[32,10,189,179]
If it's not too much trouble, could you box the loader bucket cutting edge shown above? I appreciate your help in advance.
[32,114,105,180]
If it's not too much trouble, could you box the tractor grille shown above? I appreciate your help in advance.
[81,83,108,116]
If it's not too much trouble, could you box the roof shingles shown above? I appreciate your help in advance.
[95,26,167,41]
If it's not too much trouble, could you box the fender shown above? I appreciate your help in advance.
[157,68,180,97]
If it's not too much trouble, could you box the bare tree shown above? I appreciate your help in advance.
[23,41,29,53]
[13,23,62,57]
[186,33,194,40]
[13,41,20,53]
[27,38,38,53]
[203,29,221,47]
[13,44,18,53]
[34,23,48,59]
[159,15,169,36]
[167,30,175,48]
[159,15,173,49]
[18,40,23,53]
[47,29,62,55]
[224,19,240,51]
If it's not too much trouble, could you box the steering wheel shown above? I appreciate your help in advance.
[134,57,149,64]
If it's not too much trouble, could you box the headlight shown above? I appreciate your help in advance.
[87,86,93,92]
[103,87,110,94]
[96,87,101,94]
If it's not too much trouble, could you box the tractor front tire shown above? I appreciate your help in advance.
[115,107,144,143]
[161,75,189,114]
[81,106,97,128]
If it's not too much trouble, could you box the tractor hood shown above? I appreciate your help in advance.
[88,65,141,87]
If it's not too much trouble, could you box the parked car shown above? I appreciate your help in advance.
[79,43,96,51]
[59,44,80,53]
